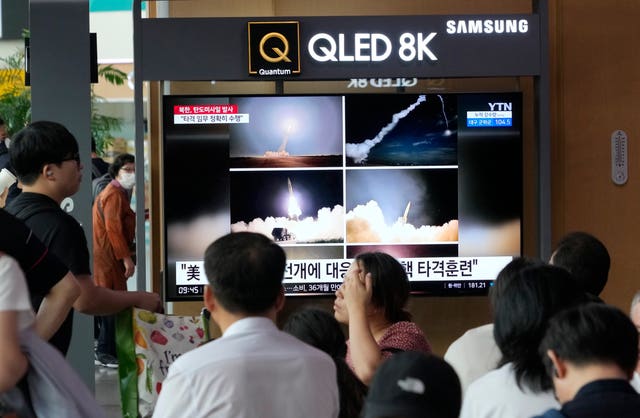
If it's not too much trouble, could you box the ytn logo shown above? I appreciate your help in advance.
[488,102,512,111]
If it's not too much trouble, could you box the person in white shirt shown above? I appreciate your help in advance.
[0,253,103,417]
[444,257,537,393]
[444,323,499,393]
[153,232,339,418]
[460,264,587,418]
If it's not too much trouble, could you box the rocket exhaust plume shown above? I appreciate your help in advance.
[278,122,294,153]
[265,121,294,158]
[346,95,427,164]
[287,177,301,220]
[401,201,411,224]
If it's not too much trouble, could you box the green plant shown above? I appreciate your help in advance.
[92,64,128,155]
[0,50,31,136]
[0,49,127,156]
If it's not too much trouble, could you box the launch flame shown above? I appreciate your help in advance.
[288,194,302,219]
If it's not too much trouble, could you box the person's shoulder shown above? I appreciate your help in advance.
[0,253,21,275]
[7,192,59,214]
[164,340,223,377]
[381,320,431,350]
[278,329,335,359]
[6,193,63,229]
[466,363,513,394]
[631,371,640,392]
[446,323,495,357]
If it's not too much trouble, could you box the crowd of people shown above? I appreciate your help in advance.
[1,119,640,418]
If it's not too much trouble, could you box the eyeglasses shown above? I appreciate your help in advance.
[60,152,81,164]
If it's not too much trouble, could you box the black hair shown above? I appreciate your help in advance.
[283,307,347,358]
[540,303,638,380]
[354,252,411,323]
[551,231,610,296]
[9,120,79,185]
[489,256,542,312]
[493,264,587,392]
[204,231,286,315]
[283,307,368,418]
[108,153,134,179]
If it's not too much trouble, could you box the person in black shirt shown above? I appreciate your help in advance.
[533,303,640,418]
[0,209,79,342]
[90,137,109,180]
[6,120,161,355]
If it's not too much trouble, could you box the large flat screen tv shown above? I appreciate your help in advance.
[163,92,522,301]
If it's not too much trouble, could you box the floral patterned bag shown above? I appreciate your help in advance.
[116,308,211,418]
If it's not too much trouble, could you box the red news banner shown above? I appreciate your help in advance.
[173,104,249,124]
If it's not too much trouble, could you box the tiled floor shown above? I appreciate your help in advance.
[95,365,122,418]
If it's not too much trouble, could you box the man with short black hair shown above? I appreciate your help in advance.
[550,231,610,297]
[153,232,339,418]
[6,120,161,355]
[534,303,640,418]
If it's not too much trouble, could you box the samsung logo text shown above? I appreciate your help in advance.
[446,19,528,34]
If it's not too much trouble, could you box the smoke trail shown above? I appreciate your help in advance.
[346,95,426,164]
[438,94,449,129]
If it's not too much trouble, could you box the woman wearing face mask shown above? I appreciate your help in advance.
[92,153,136,367]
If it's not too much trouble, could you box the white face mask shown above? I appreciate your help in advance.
[119,172,136,190]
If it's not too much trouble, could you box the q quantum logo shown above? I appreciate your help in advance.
[248,21,301,76]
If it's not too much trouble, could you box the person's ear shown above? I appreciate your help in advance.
[274,285,286,313]
[42,164,54,179]
[203,285,217,314]
[547,349,567,379]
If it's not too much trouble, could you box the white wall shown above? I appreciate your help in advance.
[89,11,133,63]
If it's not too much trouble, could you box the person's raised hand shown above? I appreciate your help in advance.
[342,268,372,313]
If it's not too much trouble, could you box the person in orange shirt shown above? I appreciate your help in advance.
[93,153,136,367]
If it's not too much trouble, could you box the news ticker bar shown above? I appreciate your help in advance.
[175,256,512,285]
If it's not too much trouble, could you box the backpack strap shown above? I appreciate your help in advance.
[91,161,103,179]
[11,203,57,223]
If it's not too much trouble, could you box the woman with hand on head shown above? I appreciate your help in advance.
[334,251,431,385]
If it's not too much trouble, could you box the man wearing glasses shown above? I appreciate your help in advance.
[5,121,161,355]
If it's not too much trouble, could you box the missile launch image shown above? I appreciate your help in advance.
[230,170,344,244]
[230,96,343,168]
[345,94,458,166]
[287,177,301,221]
[399,201,411,225]
[346,168,458,244]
